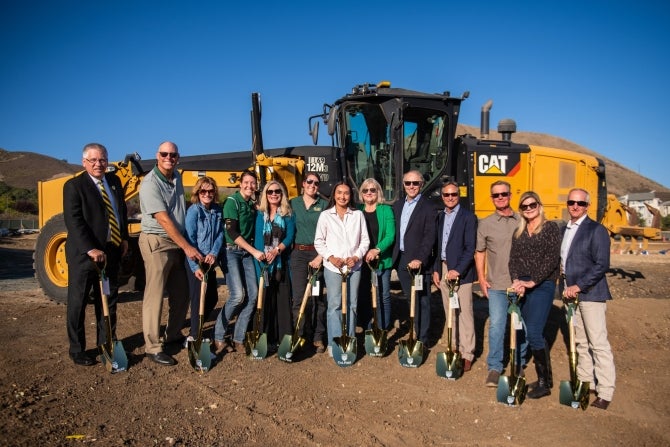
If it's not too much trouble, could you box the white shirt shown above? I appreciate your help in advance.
[314,206,370,273]
[560,214,588,275]
[399,193,421,252]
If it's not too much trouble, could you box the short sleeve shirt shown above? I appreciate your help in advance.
[476,212,519,289]
[223,191,256,244]
[139,166,186,236]
[290,195,328,245]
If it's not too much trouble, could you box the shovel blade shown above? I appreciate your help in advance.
[277,333,305,363]
[497,375,527,406]
[244,332,268,360]
[99,341,128,373]
[188,339,212,373]
[435,351,463,380]
[398,339,424,368]
[559,379,590,410]
[331,336,357,367]
[364,328,388,357]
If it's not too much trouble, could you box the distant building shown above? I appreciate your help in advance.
[618,191,668,226]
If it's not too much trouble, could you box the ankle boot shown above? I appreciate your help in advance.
[544,346,554,389]
[527,349,551,399]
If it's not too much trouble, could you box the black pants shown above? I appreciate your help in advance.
[396,252,432,345]
[290,249,326,343]
[186,263,219,338]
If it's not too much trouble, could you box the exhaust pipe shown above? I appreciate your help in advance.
[480,100,493,139]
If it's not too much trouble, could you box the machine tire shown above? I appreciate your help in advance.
[33,214,68,304]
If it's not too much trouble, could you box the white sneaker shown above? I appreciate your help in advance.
[327,345,333,358]
[184,335,195,348]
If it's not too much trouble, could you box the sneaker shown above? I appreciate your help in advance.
[327,345,333,358]
[184,336,195,348]
[486,370,500,387]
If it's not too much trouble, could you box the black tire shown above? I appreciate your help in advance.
[33,214,68,304]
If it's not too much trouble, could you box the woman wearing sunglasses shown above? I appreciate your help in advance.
[254,181,296,351]
[184,176,224,352]
[508,191,561,399]
[357,178,395,331]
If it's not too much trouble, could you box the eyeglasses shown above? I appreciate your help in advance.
[198,189,215,196]
[362,187,377,194]
[519,202,539,211]
[491,192,510,199]
[305,179,320,186]
[84,158,108,165]
[403,180,422,187]
[442,192,459,198]
[267,188,282,195]
[159,152,179,159]
[567,200,588,207]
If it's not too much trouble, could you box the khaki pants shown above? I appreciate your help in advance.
[438,262,474,361]
[139,233,189,355]
[574,301,616,401]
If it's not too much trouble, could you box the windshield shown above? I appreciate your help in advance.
[343,102,449,202]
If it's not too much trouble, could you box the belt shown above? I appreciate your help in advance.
[226,243,240,250]
[296,244,315,251]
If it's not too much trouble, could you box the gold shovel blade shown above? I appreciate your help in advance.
[332,336,357,367]
[435,351,463,379]
[398,339,424,368]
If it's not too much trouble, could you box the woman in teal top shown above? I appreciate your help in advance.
[357,178,396,330]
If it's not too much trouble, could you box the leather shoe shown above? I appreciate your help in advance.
[463,359,472,372]
[70,352,95,366]
[591,397,610,410]
[146,352,177,366]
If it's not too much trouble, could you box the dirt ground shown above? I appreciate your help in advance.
[0,234,669,447]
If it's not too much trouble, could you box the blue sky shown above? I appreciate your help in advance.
[1,0,669,188]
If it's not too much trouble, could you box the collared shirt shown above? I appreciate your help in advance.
[223,191,256,244]
[476,211,520,289]
[314,206,370,273]
[139,166,186,236]
[561,213,588,274]
[441,204,460,260]
[399,193,421,252]
[290,195,328,245]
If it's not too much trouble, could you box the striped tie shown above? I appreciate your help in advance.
[98,180,122,246]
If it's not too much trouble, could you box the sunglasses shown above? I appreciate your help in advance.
[267,188,282,195]
[519,202,539,211]
[305,179,320,185]
[567,200,588,207]
[198,189,215,196]
[403,180,422,187]
[442,192,459,198]
[159,151,178,159]
[491,192,510,199]
[362,187,377,194]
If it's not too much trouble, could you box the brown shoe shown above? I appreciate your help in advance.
[214,340,225,354]
[234,342,246,353]
[486,370,500,387]
[463,359,472,372]
[591,397,610,410]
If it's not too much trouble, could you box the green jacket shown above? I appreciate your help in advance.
[358,203,396,270]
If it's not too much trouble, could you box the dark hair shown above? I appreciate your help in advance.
[240,170,257,183]
[327,181,353,209]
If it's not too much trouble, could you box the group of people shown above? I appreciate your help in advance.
[64,141,615,409]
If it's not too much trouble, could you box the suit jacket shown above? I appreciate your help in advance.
[432,207,478,284]
[392,195,437,270]
[562,216,611,302]
[64,172,128,263]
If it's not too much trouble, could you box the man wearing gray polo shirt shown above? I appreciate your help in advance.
[475,180,525,386]
[139,141,203,366]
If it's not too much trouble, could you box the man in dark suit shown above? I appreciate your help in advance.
[432,181,477,371]
[561,188,616,410]
[63,143,128,366]
[392,170,437,346]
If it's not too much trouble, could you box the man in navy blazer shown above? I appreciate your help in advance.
[63,143,128,366]
[560,188,615,410]
[432,181,477,371]
[392,170,438,346]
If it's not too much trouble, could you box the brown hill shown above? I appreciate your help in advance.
[0,149,81,189]
[1,133,668,196]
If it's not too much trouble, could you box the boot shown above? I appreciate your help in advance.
[544,346,554,389]
[527,349,551,399]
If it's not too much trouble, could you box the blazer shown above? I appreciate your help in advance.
[562,216,612,302]
[392,195,437,270]
[432,207,477,284]
[64,172,128,262]
[358,203,396,270]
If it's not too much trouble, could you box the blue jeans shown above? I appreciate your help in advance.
[520,280,555,351]
[358,266,393,330]
[486,289,528,373]
[214,248,258,343]
[324,268,360,342]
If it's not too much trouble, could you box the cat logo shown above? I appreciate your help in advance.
[477,153,521,176]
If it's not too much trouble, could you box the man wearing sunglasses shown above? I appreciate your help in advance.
[432,181,477,372]
[475,180,524,387]
[560,188,615,410]
[139,141,204,366]
[392,170,437,349]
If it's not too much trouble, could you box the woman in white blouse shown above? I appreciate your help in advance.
[314,182,370,352]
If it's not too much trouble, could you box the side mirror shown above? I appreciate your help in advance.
[309,121,319,145]
[327,107,337,136]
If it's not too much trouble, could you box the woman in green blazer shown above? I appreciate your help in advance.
[357,178,396,330]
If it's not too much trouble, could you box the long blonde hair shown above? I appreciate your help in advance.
[258,180,292,216]
[514,191,546,238]
[190,176,220,204]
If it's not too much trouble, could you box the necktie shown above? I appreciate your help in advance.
[98,180,122,246]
